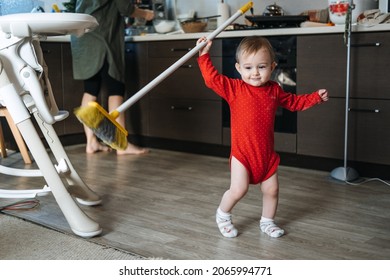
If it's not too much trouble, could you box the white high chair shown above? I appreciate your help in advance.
[0,13,102,238]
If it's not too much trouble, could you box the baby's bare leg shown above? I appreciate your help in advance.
[216,157,249,238]
[260,172,284,238]
[219,157,249,212]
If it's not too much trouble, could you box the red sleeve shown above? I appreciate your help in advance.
[277,87,323,111]
[197,54,237,103]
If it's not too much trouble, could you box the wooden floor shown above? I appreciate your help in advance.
[1,144,390,260]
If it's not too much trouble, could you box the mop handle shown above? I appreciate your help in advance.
[113,1,253,115]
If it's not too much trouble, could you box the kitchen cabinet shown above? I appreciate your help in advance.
[145,39,223,144]
[61,43,85,135]
[37,28,390,174]
[41,42,84,136]
[124,42,149,136]
[40,42,65,135]
[297,32,390,165]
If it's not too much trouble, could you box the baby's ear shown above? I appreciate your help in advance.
[271,62,277,71]
[235,62,241,74]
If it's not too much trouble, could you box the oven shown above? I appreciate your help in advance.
[222,35,298,134]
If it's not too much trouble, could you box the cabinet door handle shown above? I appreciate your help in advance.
[349,108,380,113]
[170,48,192,52]
[171,105,193,111]
[351,42,381,47]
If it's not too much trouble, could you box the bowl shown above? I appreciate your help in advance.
[180,20,207,33]
[153,20,176,34]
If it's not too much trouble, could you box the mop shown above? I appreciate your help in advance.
[74,1,254,150]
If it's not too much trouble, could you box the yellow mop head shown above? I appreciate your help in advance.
[74,101,128,150]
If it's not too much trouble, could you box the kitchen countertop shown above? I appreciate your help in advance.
[44,23,390,43]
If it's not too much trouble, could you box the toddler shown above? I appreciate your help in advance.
[197,36,329,238]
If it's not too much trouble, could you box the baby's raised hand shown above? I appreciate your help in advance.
[197,36,212,56]
[318,89,329,102]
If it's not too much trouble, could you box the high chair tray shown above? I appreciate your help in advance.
[0,13,98,36]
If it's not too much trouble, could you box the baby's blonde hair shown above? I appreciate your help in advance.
[235,36,275,63]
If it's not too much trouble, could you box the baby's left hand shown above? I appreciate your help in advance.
[318,89,329,102]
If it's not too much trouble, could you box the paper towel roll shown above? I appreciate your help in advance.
[217,2,230,27]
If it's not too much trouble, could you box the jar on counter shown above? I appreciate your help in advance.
[328,0,378,25]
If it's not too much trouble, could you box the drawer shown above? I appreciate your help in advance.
[297,34,347,98]
[148,99,222,144]
[298,33,390,100]
[148,57,222,100]
[348,99,390,164]
[148,39,222,58]
[298,98,390,165]
[350,33,390,99]
[297,97,345,159]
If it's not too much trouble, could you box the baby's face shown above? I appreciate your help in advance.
[235,47,276,87]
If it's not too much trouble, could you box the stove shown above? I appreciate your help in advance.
[242,15,309,29]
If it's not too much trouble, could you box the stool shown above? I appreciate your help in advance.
[0,107,32,164]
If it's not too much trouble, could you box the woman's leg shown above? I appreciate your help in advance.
[81,92,111,154]
[108,95,148,155]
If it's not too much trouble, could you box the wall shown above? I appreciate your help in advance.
[39,0,67,12]
[0,0,328,16]
[1,0,379,22]
[0,0,67,14]
[175,0,330,20]
[41,0,66,12]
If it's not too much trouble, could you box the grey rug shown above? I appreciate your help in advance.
[0,214,145,260]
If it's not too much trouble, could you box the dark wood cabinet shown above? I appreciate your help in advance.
[61,43,85,135]
[40,42,65,135]
[41,42,84,136]
[149,98,222,144]
[297,32,390,165]
[296,34,347,98]
[124,42,149,136]
[297,97,345,159]
[145,39,223,144]
[349,32,390,100]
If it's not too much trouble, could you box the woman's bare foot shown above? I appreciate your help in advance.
[86,141,111,154]
[116,143,149,156]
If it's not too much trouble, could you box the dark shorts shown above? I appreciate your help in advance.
[83,61,125,97]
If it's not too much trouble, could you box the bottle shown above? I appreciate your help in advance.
[217,0,230,27]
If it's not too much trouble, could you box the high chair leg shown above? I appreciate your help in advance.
[17,117,102,238]
[33,111,102,206]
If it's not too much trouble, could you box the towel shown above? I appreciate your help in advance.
[357,9,390,27]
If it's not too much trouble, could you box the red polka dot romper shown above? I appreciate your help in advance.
[198,54,323,184]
